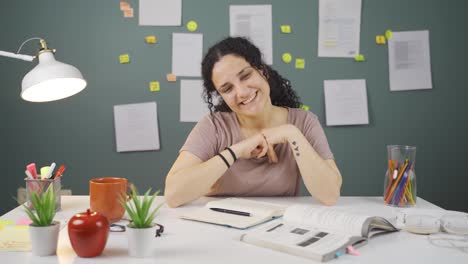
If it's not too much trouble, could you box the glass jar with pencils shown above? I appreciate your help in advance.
[383,145,417,207]
[25,177,62,211]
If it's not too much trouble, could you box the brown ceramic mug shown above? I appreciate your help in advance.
[89,177,133,223]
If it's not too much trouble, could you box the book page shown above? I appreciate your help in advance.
[284,205,369,237]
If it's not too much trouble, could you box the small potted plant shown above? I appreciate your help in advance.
[23,185,60,256]
[121,186,164,258]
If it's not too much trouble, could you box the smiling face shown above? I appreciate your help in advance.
[211,54,271,117]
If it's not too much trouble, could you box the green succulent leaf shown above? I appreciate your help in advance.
[23,183,57,226]
[120,186,163,228]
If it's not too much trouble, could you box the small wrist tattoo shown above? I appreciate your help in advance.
[291,141,300,156]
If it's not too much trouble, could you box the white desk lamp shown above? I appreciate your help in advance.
[0,37,87,102]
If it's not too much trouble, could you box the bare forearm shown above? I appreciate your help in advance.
[165,150,234,207]
[287,127,342,205]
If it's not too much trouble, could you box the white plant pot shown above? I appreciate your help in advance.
[127,224,157,258]
[29,221,60,256]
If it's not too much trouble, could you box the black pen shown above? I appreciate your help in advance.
[210,207,251,217]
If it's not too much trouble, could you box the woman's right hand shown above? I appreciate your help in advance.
[230,133,278,163]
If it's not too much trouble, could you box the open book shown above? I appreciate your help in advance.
[179,198,287,229]
[240,205,398,262]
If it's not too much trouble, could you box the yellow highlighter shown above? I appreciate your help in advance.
[40,166,50,179]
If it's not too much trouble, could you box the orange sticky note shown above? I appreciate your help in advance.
[145,35,157,44]
[123,7,134,18]
[119,54,130,64]
[120,1,130,11]
[376,35,386,44]
[149,81,160,92]
[295,58,305,69]
[166,74,177,82]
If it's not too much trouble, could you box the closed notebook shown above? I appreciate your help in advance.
[179,198,287,229]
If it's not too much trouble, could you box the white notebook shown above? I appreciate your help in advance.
[179,198,287,229]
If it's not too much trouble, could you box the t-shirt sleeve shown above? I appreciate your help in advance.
[180,115,219,161]
[302,111,334,160]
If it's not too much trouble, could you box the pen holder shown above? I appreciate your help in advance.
[25,177,62,211]
[383,145,417,207]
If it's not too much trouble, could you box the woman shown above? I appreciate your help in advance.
[165,37,342,208]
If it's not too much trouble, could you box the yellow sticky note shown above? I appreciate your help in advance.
[376,35,386,44]
[166,73,177,82]
[0,220,14,226]
[145,35,157,44]
[295,58,305,69]
[187,20,198,32]
[385,30,393,40]
[300,105,310,111]
[282,53,292,63]
[280,25,291,33]
[119,54,130,64]
[149,81,160,92]
[354,54,365,62]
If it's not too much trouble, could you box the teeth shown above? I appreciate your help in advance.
[242,92,256,105]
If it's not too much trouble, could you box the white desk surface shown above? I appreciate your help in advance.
[1,196,467,264]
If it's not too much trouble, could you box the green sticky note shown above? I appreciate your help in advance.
[385,30,393,40]
[187,20,198,32]
[354,54,365,62]
[295,58,305,69]
[149,81,160,92]
[300,105,310,111]
[280,25,291,33]
[282,53,292,63]
[119,54,130,64]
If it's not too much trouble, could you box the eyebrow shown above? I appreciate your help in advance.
[220,66,253,89]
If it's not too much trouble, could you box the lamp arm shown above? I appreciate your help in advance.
[0,37,45,62]
[0,50,34,61]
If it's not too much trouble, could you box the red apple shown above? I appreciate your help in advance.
[68,209,109,257]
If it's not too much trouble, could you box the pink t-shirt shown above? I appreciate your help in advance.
[180,108,334,196]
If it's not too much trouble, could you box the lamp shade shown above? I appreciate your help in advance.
[21,50,86,102]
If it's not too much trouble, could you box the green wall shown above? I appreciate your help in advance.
[1,0,467,214]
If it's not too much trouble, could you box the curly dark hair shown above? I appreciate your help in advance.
[201,37,301,113]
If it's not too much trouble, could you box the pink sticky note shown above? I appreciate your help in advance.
[346,245,361,256]
[16,218,33,226]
